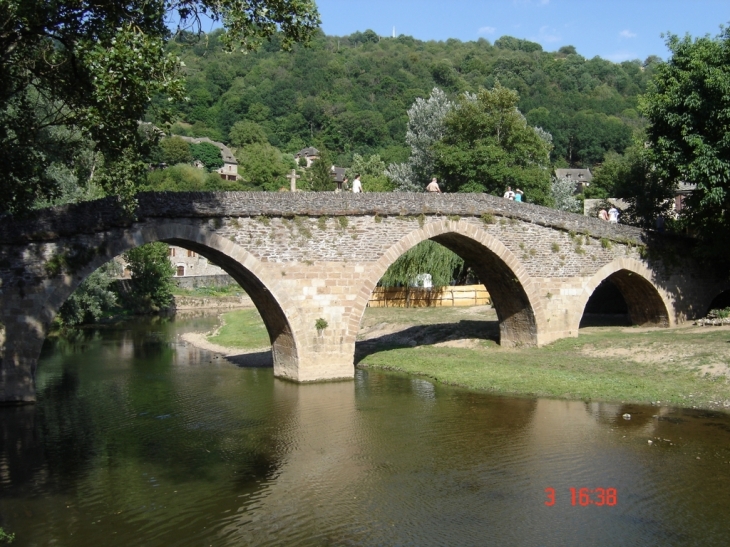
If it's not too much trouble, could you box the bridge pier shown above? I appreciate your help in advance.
[0,306,46,404]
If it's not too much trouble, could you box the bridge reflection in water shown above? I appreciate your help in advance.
[1,315,729,545]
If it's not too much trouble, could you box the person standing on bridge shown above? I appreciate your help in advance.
[352,174,362,193]
[426,177,441,193]
[608,206,619,223]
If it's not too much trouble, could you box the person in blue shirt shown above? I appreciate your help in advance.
[514,189,523,202]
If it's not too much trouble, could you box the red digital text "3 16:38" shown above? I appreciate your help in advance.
[544,487,618,506]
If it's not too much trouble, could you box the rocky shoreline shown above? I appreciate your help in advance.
[694,309,730,326]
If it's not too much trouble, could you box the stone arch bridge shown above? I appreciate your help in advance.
[0,192,725,403]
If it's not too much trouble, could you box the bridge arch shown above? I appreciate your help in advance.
[40,222,303,380]
[575,258,672,330]
[350,219,547,347]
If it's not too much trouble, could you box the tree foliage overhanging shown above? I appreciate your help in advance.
[638,26,730,266]
[0,0,320,215]
[123,242,176,314]
[433,84,553,203]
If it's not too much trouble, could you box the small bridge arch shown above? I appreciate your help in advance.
[575,258,673,330]
[350,219,547,347]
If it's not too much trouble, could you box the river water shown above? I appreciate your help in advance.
[1,315,729,547]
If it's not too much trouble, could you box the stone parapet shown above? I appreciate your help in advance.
[1,192,649,244]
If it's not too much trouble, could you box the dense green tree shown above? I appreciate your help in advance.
[495,36,543,53]
[237,143,291,191]
[640,26,730,260]
[587,139,661,226]
[433,84,553,203]
[57,263,120,326]
[146,164,227,191]
[229,120,268,147]
[380,241,464,288]
[308,151,335,192]
[345,154,393,192]
[0,0,320,215]
[551,177,581,213]
[166,30,652,172]
[386,88,453,191]
[190,142,225,171]
[160,137,193,165]
[123,242,175,314]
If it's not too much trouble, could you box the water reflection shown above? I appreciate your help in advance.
[0,316,729,546]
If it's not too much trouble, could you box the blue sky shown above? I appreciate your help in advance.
[315,0,730,62]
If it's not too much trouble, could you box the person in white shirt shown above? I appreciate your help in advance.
[352,174,362,193]
[608,207,619,223]
[426,177,441,193]
[503,186,515,200]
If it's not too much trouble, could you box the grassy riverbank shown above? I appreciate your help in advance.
[205,306,730,412]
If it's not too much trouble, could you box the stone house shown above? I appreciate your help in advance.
[555,168,593,193]
[178,136,239,181]
[294,147,320,168]
[115,245,227,279]
[166,245,227,277]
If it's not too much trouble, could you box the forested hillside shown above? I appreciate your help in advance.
[163,29,659,170]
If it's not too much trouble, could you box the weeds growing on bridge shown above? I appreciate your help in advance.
[480,212,495,225]
[315,318,329,331]
[293,216,312,239]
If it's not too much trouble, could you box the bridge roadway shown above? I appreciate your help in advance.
[0,192,726,403]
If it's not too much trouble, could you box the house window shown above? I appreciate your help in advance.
[187,250,196,257]
[169,247,175,257]
[176,265,185,277]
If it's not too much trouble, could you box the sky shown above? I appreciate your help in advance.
[315,0,730,62]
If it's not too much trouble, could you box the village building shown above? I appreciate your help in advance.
[115,245,228,279]
[165,245,227,278]
[555,168,593,193]
[294,146,320,167]
[178,136,239,181]
[330,166,347,190]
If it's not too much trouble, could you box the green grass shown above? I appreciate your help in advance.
[360,326,730,411]
[208,305,730,412]
[207,309,270,349]
[172,284,246,297]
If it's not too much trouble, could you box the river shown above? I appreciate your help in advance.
[1,314,729,546]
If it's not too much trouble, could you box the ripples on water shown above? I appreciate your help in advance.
[0,316,729,546]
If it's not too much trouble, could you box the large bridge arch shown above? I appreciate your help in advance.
[36,222,305,383]
[350,219,548,347]
[575,258,672,331]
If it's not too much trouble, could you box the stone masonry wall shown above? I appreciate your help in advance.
[1,192,726,403]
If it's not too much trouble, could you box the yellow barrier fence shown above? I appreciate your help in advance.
[367,284,491,308]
